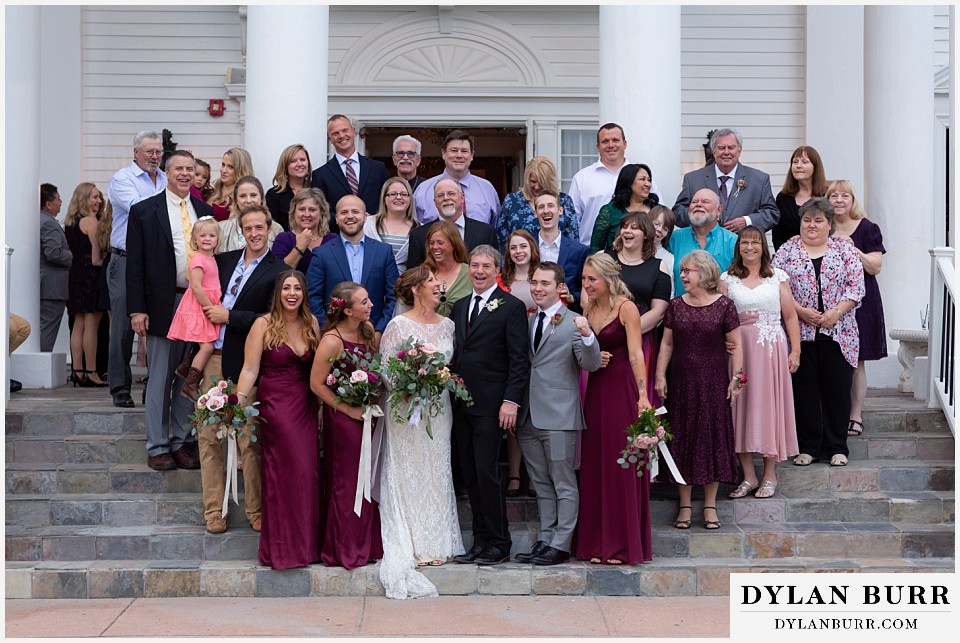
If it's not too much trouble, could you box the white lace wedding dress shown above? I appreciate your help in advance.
[377,315,465,600]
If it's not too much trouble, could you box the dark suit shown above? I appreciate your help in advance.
[213,249,286,380]
[126,190,211,456]
[672,164,779,231]
[39,211,72,351]
[306,235,399,333]
[452,288,530,552]
[556,236,590,311]
[311,155,390,233]
[406,217,498,268]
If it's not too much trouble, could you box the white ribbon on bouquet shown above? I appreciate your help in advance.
[650,407,685,485]
[354,404,384,517]
[221,431,240,518]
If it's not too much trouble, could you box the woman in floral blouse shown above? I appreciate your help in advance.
[495,156,579,251]
[772,198,865,468]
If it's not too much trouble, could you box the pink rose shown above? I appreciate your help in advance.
[207,396,225,412]
[326,374,336,386]
[197,396,209,408]
[204,386,221,398]
[408,348,418,357]
[656,427,666,438]
[350,370,369,384]
[217,380,228,389]
[418,368,427,376]
[420,343,437,354]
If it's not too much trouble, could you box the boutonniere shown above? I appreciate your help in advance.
[485,298,505,312]
[736,178,747,195]
[550,313,564,327]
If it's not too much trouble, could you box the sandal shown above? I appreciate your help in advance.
[673,505,692,530]
[505,476,521,498]
[589,557,602,564]
[847,419,864,437]
[728,480,759,499]
[830,454,848,467]
[606,559,623,565]
[793,453,817,466]
[703,506,721,530]
[754,479,777,499]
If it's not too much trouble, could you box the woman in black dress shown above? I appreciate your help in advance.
[604,211,671,406]
[65,182,108,387]
[265,144,313,231]
[772,146,827,250]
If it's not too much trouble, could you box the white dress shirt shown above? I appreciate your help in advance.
[533,299,595,348]
[568,158,662,245]
[538,232,562,264]
[165,190,196,289]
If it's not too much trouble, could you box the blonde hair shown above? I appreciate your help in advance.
[98,200,113,252]
[825,179,867,221]
[521,156,560,202]
[271,144,312,194]
[680,250,722,294]
[583,252,632,317]
[210,147,254,205]
[189,217,221,252]
[229,175,264,221]
[64,182,104,227]
[289,187,330,236]
[373,177,418,236]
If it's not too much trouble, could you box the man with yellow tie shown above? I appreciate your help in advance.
[127,150,213,471]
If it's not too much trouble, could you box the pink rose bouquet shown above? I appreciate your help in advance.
[327,346,384,408]
[617,407,672,477]
[190,377,259,443]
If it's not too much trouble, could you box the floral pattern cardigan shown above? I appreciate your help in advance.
[772,236,865,367]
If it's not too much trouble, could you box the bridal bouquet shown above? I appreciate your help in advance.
[190,378,259,517]
[384,337,473,439]
[617,407,682,482]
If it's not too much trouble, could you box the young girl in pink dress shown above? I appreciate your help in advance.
[167,217,223,400]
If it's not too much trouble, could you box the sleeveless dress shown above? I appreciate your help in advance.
[378,316,465,600]
[848,219,887,361]
[257,343,321,569]
[575,305,651,564]
[65,220,100,315]
[320,337,384,569]
[661,296,740,485]
[166,253,221,343]
[721,270,799,461]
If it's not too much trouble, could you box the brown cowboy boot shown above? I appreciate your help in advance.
[180,367,204,402]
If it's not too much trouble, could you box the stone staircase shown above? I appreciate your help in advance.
[4,387,954,598]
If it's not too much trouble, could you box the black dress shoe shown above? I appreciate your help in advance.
[10,379,22,393]
[531,546,570,566]
[171,446,200,469]
[113,391,135,408]
[514,540,548,563]
[453,544,485,564]
[474,545,510,566]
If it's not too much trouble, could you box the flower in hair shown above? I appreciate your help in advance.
[329,297,346,312]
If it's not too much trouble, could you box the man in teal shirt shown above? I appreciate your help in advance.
[667,189,738,296]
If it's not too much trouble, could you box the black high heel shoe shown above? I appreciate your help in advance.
[69,369,96,388]
[84,370,109,387]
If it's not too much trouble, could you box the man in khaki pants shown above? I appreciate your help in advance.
[200,205,285,533]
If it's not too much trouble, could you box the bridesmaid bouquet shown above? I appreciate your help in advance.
[325,346,384,409]
[189,377,260,517]
[384,337,473,439]
[617,407,674,477]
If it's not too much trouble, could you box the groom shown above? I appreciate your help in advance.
[515,262,601,565]
[452,245,530,565]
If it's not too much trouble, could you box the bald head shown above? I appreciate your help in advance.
[335,194,367,241]
[433,178,465,221]
[689,189,722,227]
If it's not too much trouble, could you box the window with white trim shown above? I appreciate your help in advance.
[559,129,596,193]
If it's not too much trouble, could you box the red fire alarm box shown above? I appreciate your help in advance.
[208,99,225,117]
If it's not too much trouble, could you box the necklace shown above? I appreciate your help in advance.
[618,252,643,266]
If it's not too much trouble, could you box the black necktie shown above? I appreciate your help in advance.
[719,175,730,200]
[468,294,483,331]
[534,311,546,351]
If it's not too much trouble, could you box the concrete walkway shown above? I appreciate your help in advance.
[5,596,729,637]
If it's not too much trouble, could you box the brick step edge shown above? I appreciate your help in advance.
[6,557,954,599]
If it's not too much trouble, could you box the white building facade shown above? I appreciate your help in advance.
[5,4,954,388]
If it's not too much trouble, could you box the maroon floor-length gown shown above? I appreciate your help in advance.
[575,304,652,564]
[257,344,322,569]
[320,339,383,569]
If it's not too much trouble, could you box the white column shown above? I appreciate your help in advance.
[5,6,65,387]
[864,6,935,385]
[806,6,864,190]
[245,5,329,184]
[598,5,681,202]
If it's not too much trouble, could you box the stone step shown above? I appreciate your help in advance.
[7,521,953,563]
[6,430,952,466]
[5,556,954,599]
[6,459,954,498]
[8,490,952,529]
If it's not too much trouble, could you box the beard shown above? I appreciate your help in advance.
[690,211,713,227]
[439,204,458,219]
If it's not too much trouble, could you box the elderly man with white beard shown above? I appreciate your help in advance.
[666,189,738,296]
[405,178,497,268]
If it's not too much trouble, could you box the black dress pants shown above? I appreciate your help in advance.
[791,339,853,459]
[453,408,511,552]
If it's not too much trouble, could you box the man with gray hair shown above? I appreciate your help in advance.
[451,244,530,566]
[391,135,426,193]
[106,130,167,408]
[672,127,778,233]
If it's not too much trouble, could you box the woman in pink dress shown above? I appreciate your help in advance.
[166,217,222,400]
[721,227,801,499]
[310,281,384,569]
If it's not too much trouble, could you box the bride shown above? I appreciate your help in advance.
[377,266,465,599]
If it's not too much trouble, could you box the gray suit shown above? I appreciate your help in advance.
[39,211,72,351]
[517,307,601,553]
[672,163,779,231]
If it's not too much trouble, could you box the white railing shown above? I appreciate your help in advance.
[927,247,956,434]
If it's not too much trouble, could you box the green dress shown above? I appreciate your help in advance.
[437,264,471,318]
[589,202,630,254]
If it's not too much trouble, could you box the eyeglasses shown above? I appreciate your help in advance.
[230,274,243,296]
[679,268,699,275]
[385,191,410,199]
[435,191,460,199]
[393,151,418,158]
[141,150,163,157]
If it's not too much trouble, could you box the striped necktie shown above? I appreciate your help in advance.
[344,159,359,195]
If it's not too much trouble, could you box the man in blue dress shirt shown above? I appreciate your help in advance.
[667,189,737,296]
